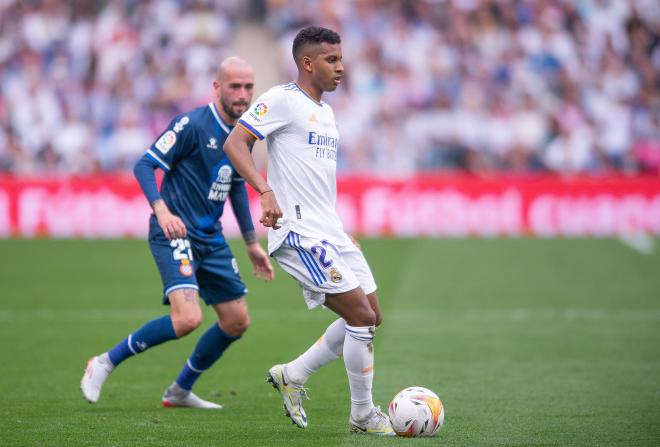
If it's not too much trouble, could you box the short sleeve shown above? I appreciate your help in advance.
[145,114,193,171]
[237,87,290,141]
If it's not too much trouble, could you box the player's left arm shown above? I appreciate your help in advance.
[229,180,274,281]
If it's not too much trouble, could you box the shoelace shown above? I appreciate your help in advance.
[290,385,310,401]
[371,406,390,424]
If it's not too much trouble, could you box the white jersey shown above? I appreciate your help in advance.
[238,82,351,254]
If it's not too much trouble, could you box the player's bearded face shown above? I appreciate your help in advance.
[217,75,254,119]
[221,94,249,120]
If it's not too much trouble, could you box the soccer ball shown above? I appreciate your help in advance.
[388,386,445,437]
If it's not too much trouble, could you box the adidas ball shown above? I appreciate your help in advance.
[388,386,445,437]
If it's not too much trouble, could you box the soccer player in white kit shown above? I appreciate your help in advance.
[224,26,394,435]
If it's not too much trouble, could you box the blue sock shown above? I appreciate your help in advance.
[108,315,177,366]
[176,323,240,390]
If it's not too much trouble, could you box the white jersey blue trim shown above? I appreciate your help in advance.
[281,81,324,106]
[238,119,265,140]
[237,83,346,254]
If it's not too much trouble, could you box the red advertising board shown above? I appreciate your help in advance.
[1,174,659,238]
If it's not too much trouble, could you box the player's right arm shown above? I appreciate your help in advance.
[151,200,186,241]
[224,127,282,229]
[134,114,193,239]
[224,88,290,229]
[133,156,187,240]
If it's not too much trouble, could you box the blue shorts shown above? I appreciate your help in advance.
[148,219,247,306]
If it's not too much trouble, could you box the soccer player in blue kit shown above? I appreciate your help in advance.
[81,57,273,409]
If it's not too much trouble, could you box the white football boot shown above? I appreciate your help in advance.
[349,406,396,436]
[266,364,309,428]
[161,382,223,409]
[80,353,114,403]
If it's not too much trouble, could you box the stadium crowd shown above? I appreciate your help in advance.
[0,0,243,173]
[269,0,660,174]
[0,0,658,175]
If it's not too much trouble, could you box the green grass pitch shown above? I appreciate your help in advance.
[1,238,659,446]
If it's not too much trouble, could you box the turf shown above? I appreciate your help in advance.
[0,238,659,446]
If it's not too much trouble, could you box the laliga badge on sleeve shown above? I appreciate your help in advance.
[155,130,177,154]
[249,102,269,121]
[180,259,193,277]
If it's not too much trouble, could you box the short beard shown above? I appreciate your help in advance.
[222,99,245,120]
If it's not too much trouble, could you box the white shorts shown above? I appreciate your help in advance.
[273,231,377,309]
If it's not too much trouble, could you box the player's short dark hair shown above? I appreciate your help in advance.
[292,26,341,61]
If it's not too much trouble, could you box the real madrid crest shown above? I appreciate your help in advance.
[330,267,342,283]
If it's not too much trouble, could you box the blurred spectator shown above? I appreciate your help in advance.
[0,0,658,175]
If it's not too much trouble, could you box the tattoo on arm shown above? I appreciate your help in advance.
[182,288,198,302]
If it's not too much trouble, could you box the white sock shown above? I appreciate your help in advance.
[285,318,346,384]
[343,324,375,421]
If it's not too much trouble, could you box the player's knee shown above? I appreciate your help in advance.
[221,314,250,337]
[362,308,377,327]
[235,314,250,335]
[366,292,382,326]
[172,313,203,336]
[349,306,376,327]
